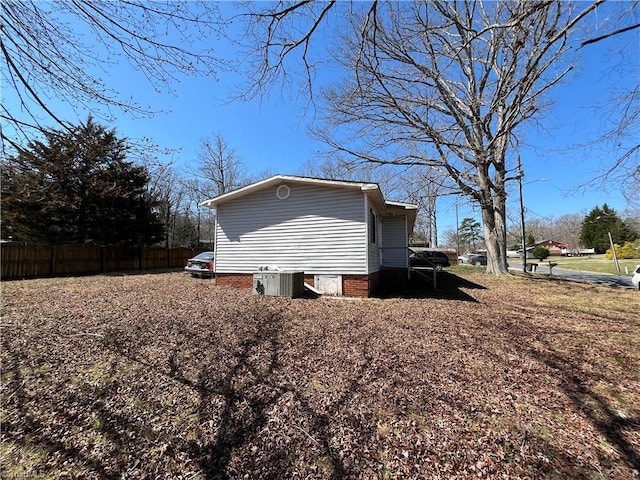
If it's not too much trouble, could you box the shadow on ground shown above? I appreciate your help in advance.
[378,270,486,301]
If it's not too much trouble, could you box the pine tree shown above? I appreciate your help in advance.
[526,234,536,247]
[1,118,164,245]
[458,217,483,252]
[579,204,638,254]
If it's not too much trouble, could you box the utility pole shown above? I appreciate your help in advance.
[591,215,622,275]
[430,195,438,248]
[517,157,527,273]
[455,202,460,258]
[607,231,621,275]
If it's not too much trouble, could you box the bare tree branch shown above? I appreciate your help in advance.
[1,0,224,152]
[239,1,608,274]
[571,4,640,206]
[237,1,337,101]
[191,133,249,198]
[580,22,640,47]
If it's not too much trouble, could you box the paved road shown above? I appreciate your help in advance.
[508,261,637,289]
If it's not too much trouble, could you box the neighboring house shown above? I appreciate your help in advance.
[200,175,417,297]
[535,240,572,256]
[518,240,572,257]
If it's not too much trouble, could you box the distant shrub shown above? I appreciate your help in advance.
[605,242,640,260]
[531,246,550,260]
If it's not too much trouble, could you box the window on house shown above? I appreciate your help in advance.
[369,208,377,244]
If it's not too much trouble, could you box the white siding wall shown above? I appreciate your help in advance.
[215,183,367,274]
[366,200,382,273]
[382,215,408,267]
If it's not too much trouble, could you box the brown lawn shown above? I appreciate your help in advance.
[1,271,639,479]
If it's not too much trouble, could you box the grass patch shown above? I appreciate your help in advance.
[535,254,639,275]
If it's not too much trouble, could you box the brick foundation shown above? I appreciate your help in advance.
[343,273,379,297]
[216,273,253,289]
[216,271,404,298]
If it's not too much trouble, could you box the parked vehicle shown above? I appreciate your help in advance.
[632,264,640,290]
[467,254,487,266]
[185,251,215,278]
[458,253,470,264]
[409,250,451,271]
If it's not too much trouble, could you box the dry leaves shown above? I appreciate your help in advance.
[1,272,639,479]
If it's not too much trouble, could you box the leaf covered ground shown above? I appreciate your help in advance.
[1,271,639,479]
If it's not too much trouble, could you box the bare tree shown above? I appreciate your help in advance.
[300,156,447,247]
[1,1,223,152]
[239,1,605,274]
[553,213,586,248]
[299,156,370,182]
[191,134,248,199]
[396,167,455,248]
[298,156,407,196]
[506,212,588,251]
[144,159,196,247]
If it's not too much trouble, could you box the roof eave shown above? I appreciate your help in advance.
[200,175,379,209]
[199,175,286,208]
[200,174,418,233]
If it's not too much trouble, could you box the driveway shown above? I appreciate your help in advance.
[508,261,636,289]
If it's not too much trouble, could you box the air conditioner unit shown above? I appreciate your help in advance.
[253,271,304,298]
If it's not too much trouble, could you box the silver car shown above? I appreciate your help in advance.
[185,251,215,278]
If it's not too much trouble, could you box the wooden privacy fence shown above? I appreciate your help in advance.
[1,243,205,280]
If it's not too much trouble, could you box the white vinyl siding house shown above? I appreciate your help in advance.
[214,183,366,274]
[201,175,417,296]
[367,204,382,272]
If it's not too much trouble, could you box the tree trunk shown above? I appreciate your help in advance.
[481,202,510,275]
[237,1,608,276]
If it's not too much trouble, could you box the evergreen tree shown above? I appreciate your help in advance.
[458,217,483,252]
[526,234,536,247]
[579,204,638,254]
[1,118,164,245]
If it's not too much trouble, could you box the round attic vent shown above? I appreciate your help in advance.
[276,184,290,200]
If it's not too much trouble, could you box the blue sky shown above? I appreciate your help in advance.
[2,2,638,238]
